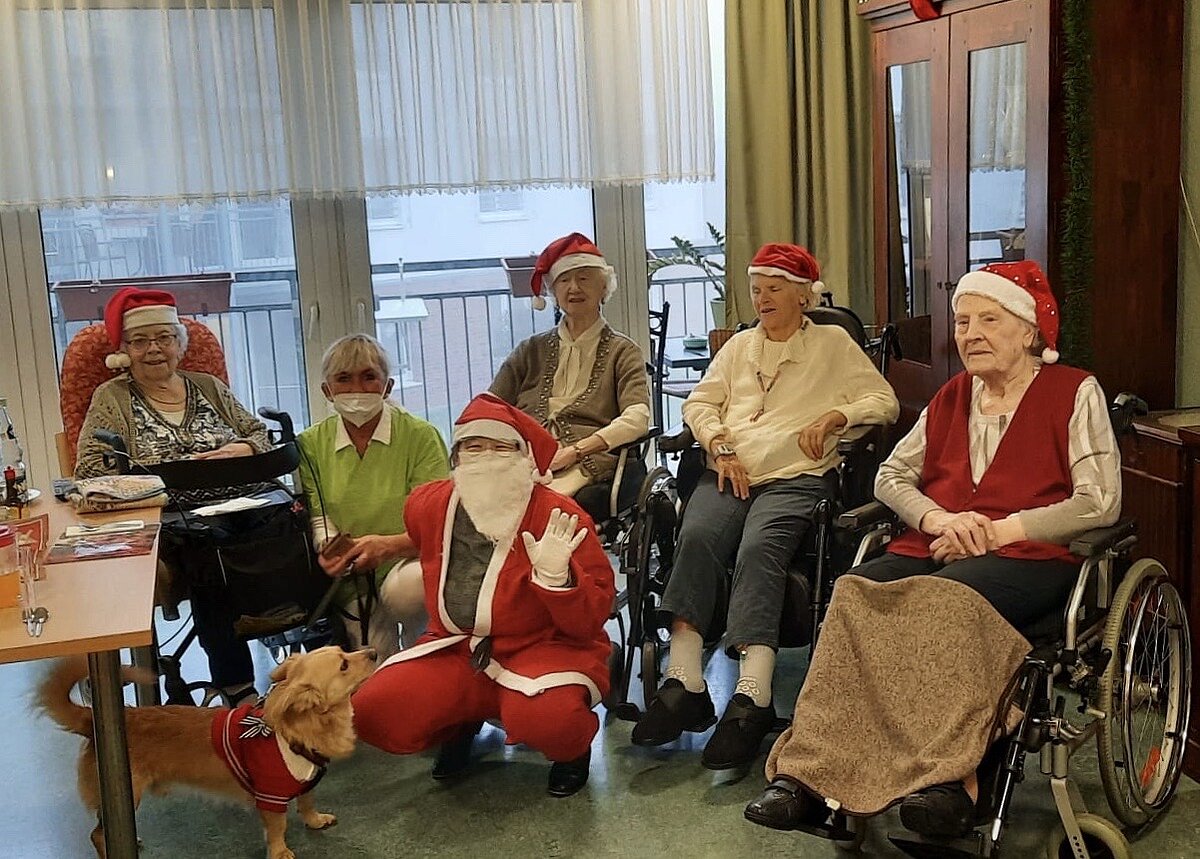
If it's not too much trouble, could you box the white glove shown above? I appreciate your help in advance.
[521,508,587,588]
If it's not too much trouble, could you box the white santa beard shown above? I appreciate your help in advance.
[452,454,535,544]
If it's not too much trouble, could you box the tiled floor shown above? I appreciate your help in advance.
[4,619,1199,858]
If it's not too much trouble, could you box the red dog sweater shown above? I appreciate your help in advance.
[211,703,325,813]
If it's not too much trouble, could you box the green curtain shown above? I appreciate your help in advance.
[725,0,872,325]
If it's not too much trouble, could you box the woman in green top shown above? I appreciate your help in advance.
[297,334,449,660]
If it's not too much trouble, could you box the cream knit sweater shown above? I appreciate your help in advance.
[683,322,899,485]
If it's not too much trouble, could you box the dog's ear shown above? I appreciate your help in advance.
[270,655,300,683]
[281,682,326,714]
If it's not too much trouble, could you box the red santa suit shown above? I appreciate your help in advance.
[352,395,616,763]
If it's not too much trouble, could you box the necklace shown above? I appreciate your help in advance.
[138,380,186,407]
[749,370,781,423]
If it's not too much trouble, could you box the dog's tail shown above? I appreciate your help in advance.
[36,656,157,738]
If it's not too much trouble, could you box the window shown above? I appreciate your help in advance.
[477,190,527,221]
[41,202,310,428]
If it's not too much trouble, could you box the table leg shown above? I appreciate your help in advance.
[87,650,138,859]
[131,639,161,706]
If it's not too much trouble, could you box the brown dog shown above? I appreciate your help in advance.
[38,646,378,859]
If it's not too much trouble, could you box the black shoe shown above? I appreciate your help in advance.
[899,782,976,839]
[701,693,776,770]
[431,722,482,780]
[547,749,591,797]
[744,777,830,831]
[630,678,717,746]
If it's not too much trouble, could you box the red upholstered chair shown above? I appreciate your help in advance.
[57,318,228,474]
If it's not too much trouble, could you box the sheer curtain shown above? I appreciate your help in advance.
[0,0,714,209]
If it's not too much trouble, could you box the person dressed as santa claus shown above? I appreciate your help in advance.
[351,393,615,797]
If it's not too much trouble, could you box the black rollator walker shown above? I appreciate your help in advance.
[93,407,360,706]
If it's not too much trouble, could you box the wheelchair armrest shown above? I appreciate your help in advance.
[608,426,662,456]
[659,424,696,454]
[835,500,896,531]
[836,424,878,457]
[1068,519,1137,559]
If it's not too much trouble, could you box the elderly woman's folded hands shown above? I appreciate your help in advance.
[920,510,1029,564]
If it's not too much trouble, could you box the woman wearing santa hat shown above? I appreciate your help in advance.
[75,286,273,705]
[746,261,1121,839]
[490,232,651,497]
[631,242,899,772]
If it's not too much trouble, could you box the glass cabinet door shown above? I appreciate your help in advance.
[885,60,935,366]
[965,42,1028,271]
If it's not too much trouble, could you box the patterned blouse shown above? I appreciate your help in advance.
[129,378,270,503]
[129,377,240,465]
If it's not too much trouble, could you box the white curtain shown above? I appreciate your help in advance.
[894,42,1026,173]
[0,0,714,209]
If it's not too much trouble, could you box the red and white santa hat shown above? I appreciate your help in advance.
[747,243,826,295]
[103,287,181,370]
[528,232,617,311]
[952,260,1060,363]
[452,392,558,484]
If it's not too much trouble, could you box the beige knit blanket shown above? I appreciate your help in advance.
[766,574,1031,815]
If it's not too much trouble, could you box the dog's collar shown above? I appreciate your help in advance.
[288,742,330,769]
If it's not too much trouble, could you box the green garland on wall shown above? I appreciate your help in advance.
[1056,0,1093,367]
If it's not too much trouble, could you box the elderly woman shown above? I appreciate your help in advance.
[745,261,1121,838]
[75,287,270,705]
[297,334,449,661]
[490,232,651,497]
[75,288,268,478]
[631,243,898,772]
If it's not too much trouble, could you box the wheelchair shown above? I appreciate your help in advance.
[94,407,345,707]
[606,301,899,720]
[802,393,1192,858]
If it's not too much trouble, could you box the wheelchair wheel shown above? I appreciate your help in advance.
[1042,813,1130,859]
[1097,559,1192,828]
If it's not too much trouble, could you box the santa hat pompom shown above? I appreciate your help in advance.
[105,352,132,370]
[1042,347,1059,364]
[531,294,547,311]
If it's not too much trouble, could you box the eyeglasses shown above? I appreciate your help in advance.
[124,333,178,352]
[457,439,521,456]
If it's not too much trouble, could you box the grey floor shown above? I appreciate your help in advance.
[5,611,1200,859]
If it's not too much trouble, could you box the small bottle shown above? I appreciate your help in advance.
[0,400,27,502]
[3,465,16,507]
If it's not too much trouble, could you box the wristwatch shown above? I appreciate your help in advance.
[713,442,736,458]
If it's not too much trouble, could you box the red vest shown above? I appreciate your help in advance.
[887,364,1090,562]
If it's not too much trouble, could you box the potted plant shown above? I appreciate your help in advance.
[647,223,727,328]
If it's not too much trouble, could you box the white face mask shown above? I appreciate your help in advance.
[331,392,385,427]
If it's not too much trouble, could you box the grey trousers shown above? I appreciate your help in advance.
[850,552,1079,633]
[660,469,836,654]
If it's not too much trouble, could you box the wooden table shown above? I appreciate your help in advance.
[0,493,160,859]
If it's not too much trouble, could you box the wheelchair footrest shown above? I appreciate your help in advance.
[887,829,989,859]
[792,819,856,842]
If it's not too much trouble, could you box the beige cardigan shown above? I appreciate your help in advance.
[74,371,270,479]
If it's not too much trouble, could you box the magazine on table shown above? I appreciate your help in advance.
[45,522,160,565]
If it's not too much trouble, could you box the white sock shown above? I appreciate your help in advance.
[664,626,705,692]
[734,645,775,707]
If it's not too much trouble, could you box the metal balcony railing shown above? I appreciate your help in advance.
[49,258,721,443]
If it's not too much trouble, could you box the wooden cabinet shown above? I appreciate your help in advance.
[1119,411,1200,778]
[858,0,1184,421]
